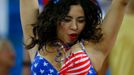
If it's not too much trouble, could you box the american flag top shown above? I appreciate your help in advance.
[31,42,96,75]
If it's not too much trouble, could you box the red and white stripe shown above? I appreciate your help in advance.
[60,51,91,75]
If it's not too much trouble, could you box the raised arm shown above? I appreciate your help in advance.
[20,0,39,61]
[20,0,39,44]
[97,0,129,56]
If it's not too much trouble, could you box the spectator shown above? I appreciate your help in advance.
[0,38,16,75]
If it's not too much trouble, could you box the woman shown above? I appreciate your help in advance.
[20,0,129,75]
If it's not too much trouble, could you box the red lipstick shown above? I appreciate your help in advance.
[69,34,77,41]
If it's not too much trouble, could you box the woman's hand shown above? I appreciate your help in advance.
[114,0,129,6]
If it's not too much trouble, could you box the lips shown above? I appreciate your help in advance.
[69,34,78,41]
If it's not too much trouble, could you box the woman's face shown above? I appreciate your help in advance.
[57,5,85,44]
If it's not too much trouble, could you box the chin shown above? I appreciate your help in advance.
[66,40,77,45]
[62,38,77,45]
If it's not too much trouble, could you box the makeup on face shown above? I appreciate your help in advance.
[57,5,85,44]
[68,33,78,41]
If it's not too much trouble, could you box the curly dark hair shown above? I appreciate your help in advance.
[26,0,103,51]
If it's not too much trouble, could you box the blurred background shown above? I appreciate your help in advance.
[1,0,134,75]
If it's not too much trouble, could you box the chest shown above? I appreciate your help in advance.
[39,44,106,72]
[39,51,61,71]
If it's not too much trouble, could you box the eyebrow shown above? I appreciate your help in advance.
[65,16,85,19]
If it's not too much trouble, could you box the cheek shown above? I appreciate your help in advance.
[59,23,69,33]
[61,27,67,32]
[79,24,85,32]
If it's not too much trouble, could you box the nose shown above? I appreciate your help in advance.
[70,20,78,30]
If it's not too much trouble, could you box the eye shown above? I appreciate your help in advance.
[61,16,72,22]
[77,19,85,23]
[77,17,85,23]
[77,18,85,23]
[63,18,71,22]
